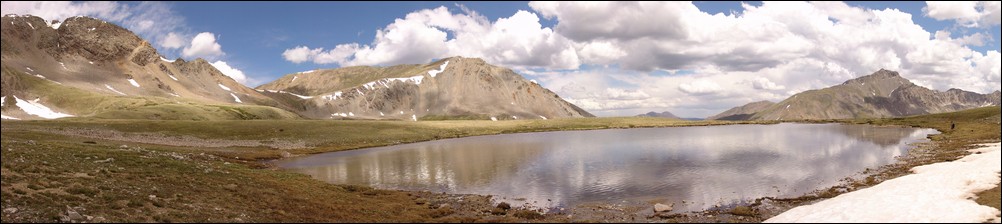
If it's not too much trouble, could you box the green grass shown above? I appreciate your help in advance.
[0,131,433,222]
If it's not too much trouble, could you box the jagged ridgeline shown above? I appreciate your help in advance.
[1,14,592,120]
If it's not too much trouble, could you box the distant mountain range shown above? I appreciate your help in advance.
[257,57,592,120]
[4,14,995,122]
[636,111,681,119]
[0,14,591,120]
[710,69,1001,120]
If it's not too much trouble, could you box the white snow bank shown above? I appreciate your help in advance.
[59,62,67,70]
[0,96,13,120]
[292,76,298,82]
[230,93,242,103]
[491,117,498,121]
[105,85,126,95]
[428,60,449,78]
[13,96,73,119]
[218,84,232,91]
[539,115,548,120]
[168,74,178,81]
[530,79,538,84]
[27,20,35,29]
[321,91,343,101]
[128,79,140,87]
[412,114,417,121]
[49,21,61,29]
[766,143,1002,223]
[386,75,425,85]
[286,92,313,99]
[160,57,175,63]
[380,111,385,116]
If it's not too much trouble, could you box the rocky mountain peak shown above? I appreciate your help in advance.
[844,69,905,84]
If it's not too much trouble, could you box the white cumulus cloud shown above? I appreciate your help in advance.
[282,6,580,70]
[182,32,224,59]
[209,61,248,85]
[924,1,1001,28]
[679,79,723,95]
[161,32,186,49]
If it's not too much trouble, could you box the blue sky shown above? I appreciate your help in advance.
[167,1,546,82]
[3,1,1000,117]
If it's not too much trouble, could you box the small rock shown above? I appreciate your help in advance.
[280,151,292,158]
[119,145,129,149]
[148,195,157,199]
[3,208,18,214]
[730,206,754,216]
[93,158,114,163]
[438,203,450,209]
[224,184,238,190]
[653,203,674,213]
[496,202,512,210]
[67,210,84,221]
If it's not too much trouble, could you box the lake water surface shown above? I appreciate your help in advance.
[276,123,937,212]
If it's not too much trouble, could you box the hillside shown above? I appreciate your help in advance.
[257,57,594,120]
[707,101,775,120]
[718,69,999,120]
[0,15,299,120]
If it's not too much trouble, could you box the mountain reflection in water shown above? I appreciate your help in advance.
[277,123,936,212]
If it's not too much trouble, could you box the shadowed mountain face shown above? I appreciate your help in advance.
[715,69,999,121]
[1,15,592,121]
[1,15,298,120]
[707,101,775,121]
[636,111,681,119]
[256,57,594,120]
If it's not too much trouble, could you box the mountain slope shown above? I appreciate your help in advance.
[1,14,298,120]
[257,56,593,120]
[707,101,775,120]
[735,69,998,120]
[636,111,681,119]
